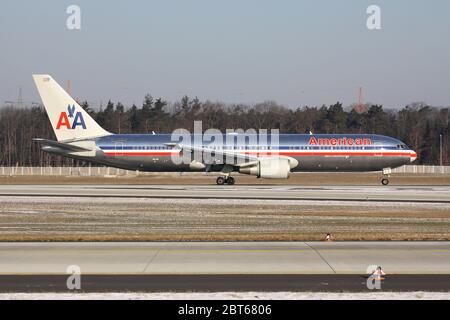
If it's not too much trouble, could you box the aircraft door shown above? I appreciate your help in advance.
[114,141,124,157]
[374,142,383,157]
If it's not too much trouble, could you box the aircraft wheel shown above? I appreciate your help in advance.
[381,178,389,186]
[216,176,226,185]
[226,177,235,185]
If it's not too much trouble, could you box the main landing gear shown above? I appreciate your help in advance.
[216,175,235,185]
[381,168,391,186]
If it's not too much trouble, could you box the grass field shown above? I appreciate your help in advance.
[0,196,449,241]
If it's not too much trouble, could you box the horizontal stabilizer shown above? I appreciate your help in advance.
[33,138,92,152]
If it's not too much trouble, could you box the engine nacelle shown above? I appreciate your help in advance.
[189,160,206,170]
[239,157,296,179]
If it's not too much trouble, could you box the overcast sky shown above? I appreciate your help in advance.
[1,0,449,109]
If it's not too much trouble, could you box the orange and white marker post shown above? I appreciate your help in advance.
[372,266,386,281]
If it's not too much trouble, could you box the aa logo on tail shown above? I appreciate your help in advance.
[56,104,86,129]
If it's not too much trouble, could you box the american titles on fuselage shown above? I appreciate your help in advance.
[309,137,372,146]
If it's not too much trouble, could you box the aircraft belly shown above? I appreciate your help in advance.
[100,154,189,172]
[292,156,409,172]
[91,152,409,173]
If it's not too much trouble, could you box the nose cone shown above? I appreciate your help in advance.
[410,150,417,163]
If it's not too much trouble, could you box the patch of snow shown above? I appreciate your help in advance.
[0,291,449,300]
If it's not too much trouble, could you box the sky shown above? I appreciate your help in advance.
[0,0,449,109]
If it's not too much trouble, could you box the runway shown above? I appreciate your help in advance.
[1,242,449,275]
[1,184,450,202]
[1,275,449,292]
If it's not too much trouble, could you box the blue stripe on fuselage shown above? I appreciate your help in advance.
[95,134,409,150]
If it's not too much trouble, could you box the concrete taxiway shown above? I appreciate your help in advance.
[1,184,450,202]
[0,242,449,275]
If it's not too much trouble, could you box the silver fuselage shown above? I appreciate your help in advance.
[44,133,417,173]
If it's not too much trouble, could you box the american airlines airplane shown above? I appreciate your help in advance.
[32,75,417,185]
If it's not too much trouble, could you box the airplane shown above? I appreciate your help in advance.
[32,74,417,186]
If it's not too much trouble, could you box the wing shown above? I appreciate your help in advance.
[166,143,262,167]
[165,142,299,178]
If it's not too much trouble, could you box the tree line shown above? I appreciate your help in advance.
[0,95,448,166]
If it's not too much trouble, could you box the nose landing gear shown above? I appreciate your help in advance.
[216,175,235,185]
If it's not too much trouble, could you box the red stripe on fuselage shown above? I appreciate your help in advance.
[104,152,179,156]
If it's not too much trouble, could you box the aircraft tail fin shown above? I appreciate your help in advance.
[32,74,111,141]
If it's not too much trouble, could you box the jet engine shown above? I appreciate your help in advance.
[239,157,298,179]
